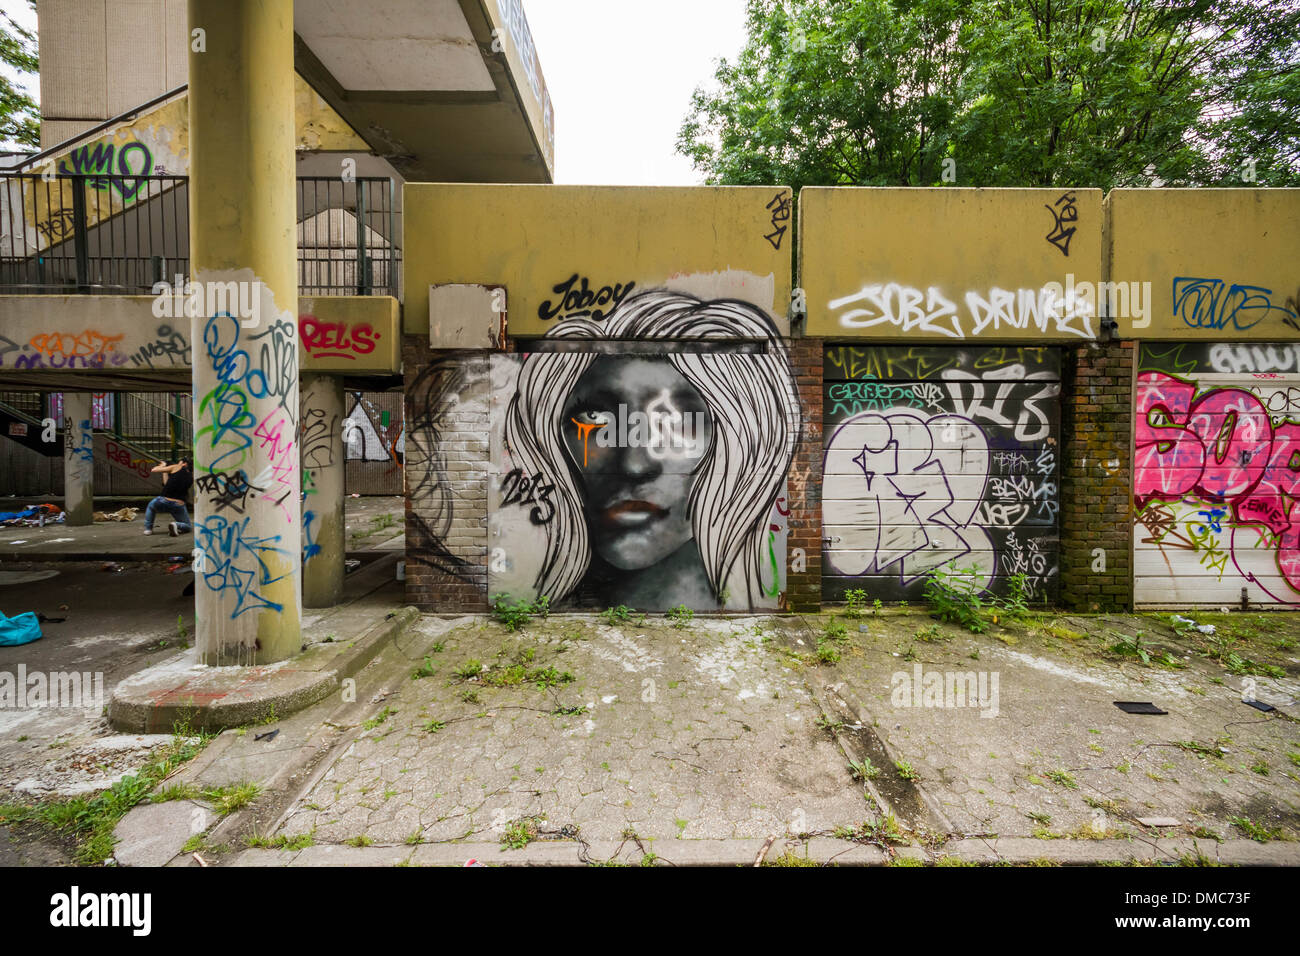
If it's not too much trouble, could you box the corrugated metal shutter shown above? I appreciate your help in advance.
[823,345,1061,603]
[1135,343,1300,607]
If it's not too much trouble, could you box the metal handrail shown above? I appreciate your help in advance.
[1,173,399,297]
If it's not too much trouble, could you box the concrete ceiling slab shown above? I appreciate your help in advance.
[293,0,495,92]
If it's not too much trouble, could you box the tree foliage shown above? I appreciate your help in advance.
[678,0,1300,190]
[1,0,39,149]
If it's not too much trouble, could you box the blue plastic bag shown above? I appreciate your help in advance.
[0,611,42,646]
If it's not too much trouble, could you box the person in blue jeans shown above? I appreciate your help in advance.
[144,457,194,536]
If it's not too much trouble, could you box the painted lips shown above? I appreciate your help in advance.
[600,500,669,530]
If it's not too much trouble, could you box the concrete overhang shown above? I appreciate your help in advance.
[0,294,401,391]
[293,0,554,183]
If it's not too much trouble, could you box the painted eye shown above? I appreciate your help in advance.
[572,409,612,426]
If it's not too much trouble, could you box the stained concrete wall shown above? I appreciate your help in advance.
[1107,189,1300,340]
[0,295,400,376]
[800,188,1105,342]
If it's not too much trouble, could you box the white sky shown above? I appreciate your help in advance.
[525,0,749,184]
[1,0,749,182]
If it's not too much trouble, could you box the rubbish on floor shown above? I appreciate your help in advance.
[0,503,63,526]
[0,610,43,646]
[345,559,361,573]
[1243,699,1276,713]
[101,562,123,572]
[254,729,280,742]
[1136,817,1181,827]
[93,507,139,522]
[1114,701,1167,715]
[35,612,67,623]
[1170,614,1216,636]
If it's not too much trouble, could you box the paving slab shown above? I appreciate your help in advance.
[113,799,213,867]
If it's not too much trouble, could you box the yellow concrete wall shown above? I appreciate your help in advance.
[1108,189,1300,341]
[404,184,795,338]
[801,187,1104,342]
[293,77,371,152]
[0,294,400,374]
[299,295,400,372]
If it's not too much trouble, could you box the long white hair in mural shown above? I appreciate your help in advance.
[501,290,801,610]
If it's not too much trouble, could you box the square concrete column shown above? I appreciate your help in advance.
[188,0,301,665]
[301,373,346,607]
[61,391,94,526]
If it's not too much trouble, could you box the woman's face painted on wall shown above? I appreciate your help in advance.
[561,356,714,570]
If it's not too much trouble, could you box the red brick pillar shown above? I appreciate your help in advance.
[786,337,823,612]
[1059,340,1134,611]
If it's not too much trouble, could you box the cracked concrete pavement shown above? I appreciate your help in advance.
[187,606,1300,866]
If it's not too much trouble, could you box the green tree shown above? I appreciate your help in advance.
[1,0,39,149]
[678,0,1300,190]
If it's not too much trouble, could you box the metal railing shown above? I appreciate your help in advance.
[113,392,193,462]
[0,174,189,293]
[0,390,44,421]
[0,173,398,297]
[296,177,399,297]
[0,390,192,462]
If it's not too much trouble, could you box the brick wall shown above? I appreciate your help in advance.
[402,336,491,612]
[786,337,823,612]
[1059,340,1134,612]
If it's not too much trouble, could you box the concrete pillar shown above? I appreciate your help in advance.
[188,0,300,665]
[301,374,346,607]
[61,392,94,526]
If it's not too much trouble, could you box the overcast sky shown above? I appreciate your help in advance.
[2,0,748,181]
[525,0,749,184]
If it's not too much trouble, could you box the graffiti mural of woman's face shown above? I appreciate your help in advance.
[561,356,714,572]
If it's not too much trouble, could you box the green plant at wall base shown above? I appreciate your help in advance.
[601,605,644,625]
[843,589,869,617]
[923,564,989,633]
[999,574,1031,618]
[1110,634,1152,665]
[490,594,549,631]
[666,604,694,628]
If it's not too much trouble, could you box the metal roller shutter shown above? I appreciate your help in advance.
[1134,343,1300,608]
[822,345,1061,603]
